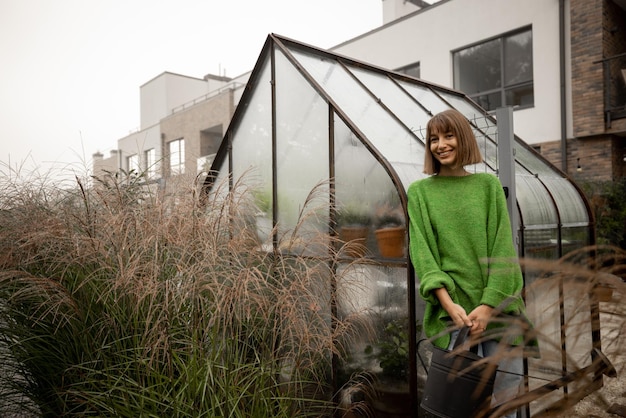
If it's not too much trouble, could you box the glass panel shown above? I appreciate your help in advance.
[275,49,330,256]
[336,265,409,389]
[561,226,591,256]
[392,162,425,192]
[516,173,558,228]
[454,38,502,94]
[437,91,487,119]
[471,91,502,112]
[231,54,272,187]
[522,227,559,260]
[293,50,423,191]
[540,177,589,226]
[350,66,430,145]
[524,274,566,415]
[504,30,533,86]
[229,54,273,245]
[512,141,560,177]
[334,117,407,260]
[397,80,451,117]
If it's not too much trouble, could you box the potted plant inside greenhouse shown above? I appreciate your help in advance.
[337,205,372,258]
[364,318,412,417]
[373,202,405,258]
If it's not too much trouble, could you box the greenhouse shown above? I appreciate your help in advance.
[203,34,604,416]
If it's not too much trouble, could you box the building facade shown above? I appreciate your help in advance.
[333,0,626,182]
[93,0,626,185]
[93,71,249,184]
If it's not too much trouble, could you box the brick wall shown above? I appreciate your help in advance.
[160,91,234,178]
[604,0,626,57]
[561,0,626,183]
[570,0,605,138]
[539,135,621,183]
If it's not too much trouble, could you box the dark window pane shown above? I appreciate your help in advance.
[504,30,533,86]
[472,91,501,111]
[454,38,501,94]
[397,62,420,79]
[454,28,533,112]
[505,84,534,107]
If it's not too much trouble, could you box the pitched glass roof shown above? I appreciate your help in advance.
[207,34,592,258]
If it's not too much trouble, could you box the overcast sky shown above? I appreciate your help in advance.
[0,0,381,180]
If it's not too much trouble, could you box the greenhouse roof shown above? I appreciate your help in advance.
[206,33,593,259]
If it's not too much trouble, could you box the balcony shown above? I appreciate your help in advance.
[596,52,626,128]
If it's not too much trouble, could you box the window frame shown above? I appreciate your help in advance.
[127,154,140,174]
[168,138,185,176]
[452,26,534,112]
[145,148,156,179]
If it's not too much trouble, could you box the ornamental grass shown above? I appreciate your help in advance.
[0,168,371,417]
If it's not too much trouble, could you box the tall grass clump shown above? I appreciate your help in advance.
[481,245,625,417]
[0,168,369,417]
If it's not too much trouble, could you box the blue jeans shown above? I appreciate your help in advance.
[448,330,523,418]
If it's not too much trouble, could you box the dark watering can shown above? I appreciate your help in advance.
[419,327,496,418]
[418,327,617,418]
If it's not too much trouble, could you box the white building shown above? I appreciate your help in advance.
[94,0,626,184]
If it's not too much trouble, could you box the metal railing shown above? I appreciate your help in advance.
[171,82,244,114]
[594,52,626,129]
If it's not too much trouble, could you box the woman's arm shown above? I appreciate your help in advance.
[435,287,473,329]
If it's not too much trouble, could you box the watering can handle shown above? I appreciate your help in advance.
[453,326,478,354]
[416,326,479,373]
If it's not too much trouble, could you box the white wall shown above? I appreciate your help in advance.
[382,0,420,24]
[139,72,211,129]
[333,0,570,145]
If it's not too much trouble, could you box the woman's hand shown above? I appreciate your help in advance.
[467,305,494,335]
[434,288,472,328]
[446,303,472,329]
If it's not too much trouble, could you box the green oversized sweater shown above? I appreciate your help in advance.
[407,173,526,349]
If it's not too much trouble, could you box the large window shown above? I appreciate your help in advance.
[127,154,140,174]
[145,148,156,178]
[169,139,185,175]
[453,28,533,111]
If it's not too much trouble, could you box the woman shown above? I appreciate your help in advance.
[408,109,532,416]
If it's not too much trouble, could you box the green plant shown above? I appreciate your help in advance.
[374,212,404,229]
[337,205,372,227]
[582,178,626,247]
[364,318,411,382]
[0,170,367,417]
[252,188,271,215]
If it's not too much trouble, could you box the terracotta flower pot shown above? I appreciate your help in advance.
[375,226,405,258]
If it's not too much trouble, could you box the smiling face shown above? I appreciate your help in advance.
[429,130,459,169]
[422,109,484,175]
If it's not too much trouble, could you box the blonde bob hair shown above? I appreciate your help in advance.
[423,109,483,174]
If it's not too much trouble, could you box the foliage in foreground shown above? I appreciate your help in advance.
[0,170,369,417]
[582,178,626,248]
